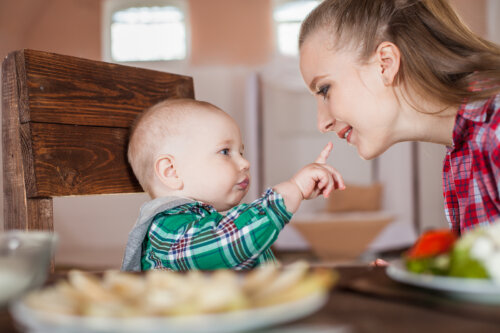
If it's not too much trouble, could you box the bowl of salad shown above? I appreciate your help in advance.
[386,222,500,304]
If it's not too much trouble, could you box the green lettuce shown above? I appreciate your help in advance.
[406,254,450,275]
[448,231,489,278]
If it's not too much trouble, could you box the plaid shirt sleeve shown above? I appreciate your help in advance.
[141,188,292,271]
[443,94,500,234]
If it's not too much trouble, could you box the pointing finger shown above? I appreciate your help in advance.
[320,164,346,190]
[315,142,333,164]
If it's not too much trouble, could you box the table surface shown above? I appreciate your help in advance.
[2,265,500,333]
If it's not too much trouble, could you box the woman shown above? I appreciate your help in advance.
[298,0,500,235]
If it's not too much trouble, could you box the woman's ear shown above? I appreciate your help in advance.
[155,154,183,190]
[376,41,401,86]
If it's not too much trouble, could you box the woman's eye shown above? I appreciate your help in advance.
[316,84,330,99]
[219,148,230,156]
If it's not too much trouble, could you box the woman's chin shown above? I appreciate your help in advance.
[357,144,385,160]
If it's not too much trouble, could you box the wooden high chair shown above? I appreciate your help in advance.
[2,49,194,233]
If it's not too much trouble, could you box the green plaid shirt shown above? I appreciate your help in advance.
[141,188,292,271]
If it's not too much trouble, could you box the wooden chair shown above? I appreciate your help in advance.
[2,49,194,233]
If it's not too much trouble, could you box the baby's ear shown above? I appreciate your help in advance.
[155,154,183,190]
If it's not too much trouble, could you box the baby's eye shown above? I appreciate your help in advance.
[219,148,230,156]
[316,84,330,100]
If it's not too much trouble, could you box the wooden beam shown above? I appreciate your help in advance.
[21,49,194,127]
[28,122,141,197]
[2,51,30,229]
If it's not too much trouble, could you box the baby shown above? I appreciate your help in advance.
[121,99,344,271]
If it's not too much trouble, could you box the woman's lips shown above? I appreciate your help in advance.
[338,126,353,142]
[346,128,353,143]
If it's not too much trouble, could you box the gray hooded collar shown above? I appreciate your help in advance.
[121,196,193,271]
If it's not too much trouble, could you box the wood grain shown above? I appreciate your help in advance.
[28,122,141,197]
[2,49,195,233]
[2,50,31,230]
[20,49,194,127]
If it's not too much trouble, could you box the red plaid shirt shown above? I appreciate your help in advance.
[443,93,500,235]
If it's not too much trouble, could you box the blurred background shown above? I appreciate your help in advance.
[1,0,499,268]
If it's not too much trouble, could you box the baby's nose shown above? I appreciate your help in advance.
[239,156,250,170]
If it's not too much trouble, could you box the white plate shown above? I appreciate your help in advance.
[386,259,500,304]
[10,291,328,333]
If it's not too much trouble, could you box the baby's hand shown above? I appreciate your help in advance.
[291,142,345,200]
[273,143,345,213]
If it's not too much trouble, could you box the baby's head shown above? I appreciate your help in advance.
[128,99,250,211]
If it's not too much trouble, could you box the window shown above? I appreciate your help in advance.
[104,0,188,62]
[273,0,320,57]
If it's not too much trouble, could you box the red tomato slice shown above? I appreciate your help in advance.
[406,229,457,259]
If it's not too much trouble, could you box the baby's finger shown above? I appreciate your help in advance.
[324,168,340,198]
[316,169,331,191]
[322,176,335,198]
[316,167,335,198]
[314,142,333,164]
[320,164,346,190]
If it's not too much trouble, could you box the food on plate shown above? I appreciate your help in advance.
[404,221,500,281]
[22,261,337,317]
[405,229,457,275]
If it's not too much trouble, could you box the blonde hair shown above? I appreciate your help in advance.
[128,98,219,194]
[299,0,500,108]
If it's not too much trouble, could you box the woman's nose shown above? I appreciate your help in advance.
[317,106,335,133]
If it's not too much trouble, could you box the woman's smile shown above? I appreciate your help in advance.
[338,125,353,142]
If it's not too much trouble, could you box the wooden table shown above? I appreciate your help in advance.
[1,266,499,332]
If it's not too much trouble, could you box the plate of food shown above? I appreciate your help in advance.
[386,222,500,304]
[10,261,337,333]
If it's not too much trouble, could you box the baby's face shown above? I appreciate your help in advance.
[174,110,251,211]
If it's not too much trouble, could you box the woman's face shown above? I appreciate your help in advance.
[299,30,400,160]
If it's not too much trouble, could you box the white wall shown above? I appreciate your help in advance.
[416,143,448,232]
[488,0,500,44]
[375,143,418,249]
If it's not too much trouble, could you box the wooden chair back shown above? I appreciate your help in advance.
[2,49,194,231]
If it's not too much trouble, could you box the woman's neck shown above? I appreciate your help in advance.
[395,90,458,147]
